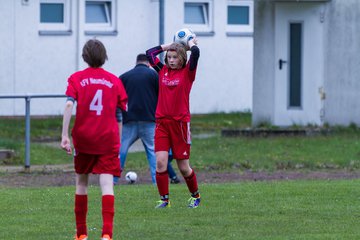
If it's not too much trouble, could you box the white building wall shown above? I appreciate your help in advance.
[252,0,275,126]
[253,0,360,127]
[0,0,253,116]
[0,1,17,114]
[0,0,79,115]
[323,0,360,126]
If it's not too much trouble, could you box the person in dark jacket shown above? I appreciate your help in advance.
[114,54,180,185]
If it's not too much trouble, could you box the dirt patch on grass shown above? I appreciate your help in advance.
[1,164,360,188]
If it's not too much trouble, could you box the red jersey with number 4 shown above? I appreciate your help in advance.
[156,62,196,122]
[66,67,128,154]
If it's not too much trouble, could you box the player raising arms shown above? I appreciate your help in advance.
[146,36,201,208]
[61,39,128,240]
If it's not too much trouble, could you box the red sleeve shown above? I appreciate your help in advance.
[65,75,77,100]
[117,80,128,111]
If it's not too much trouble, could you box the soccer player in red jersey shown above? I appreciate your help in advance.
[146,37,201,208]
[61,39,128,240]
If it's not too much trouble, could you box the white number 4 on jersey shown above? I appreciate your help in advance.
[90,89,103,115]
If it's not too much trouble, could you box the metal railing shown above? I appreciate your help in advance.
[0,94,66,170]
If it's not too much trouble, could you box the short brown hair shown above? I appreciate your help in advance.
[82,39,108,68]
[164,42,187,68]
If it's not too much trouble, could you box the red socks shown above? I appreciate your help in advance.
[157,169,199,200]
[102,195,115,238]
[75,194,88,237]
[156,170,169,200]
[75,194,115,238]
[184,170,199,197]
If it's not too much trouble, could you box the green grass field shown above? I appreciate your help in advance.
[1,180,360,239]
[1,113,360,239]
[1,112,360,172]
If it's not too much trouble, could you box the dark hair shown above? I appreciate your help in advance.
[164,42,187,68]
[82,39,108,68]
[136,53,149,64]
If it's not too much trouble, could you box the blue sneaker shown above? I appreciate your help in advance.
[155,200,170,208]
[188,195,201,208]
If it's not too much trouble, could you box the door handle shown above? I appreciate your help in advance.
[279,59,287,70]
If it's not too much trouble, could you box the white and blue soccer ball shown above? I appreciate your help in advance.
[173,28,195,46]
[125,171,138,184]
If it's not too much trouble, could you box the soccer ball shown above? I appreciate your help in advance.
[173,28,195,46]
[125,171,137,184]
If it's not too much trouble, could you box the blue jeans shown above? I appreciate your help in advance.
[114,121,156,184]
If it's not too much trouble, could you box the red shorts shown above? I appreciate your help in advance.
[155,118,191,160]
[73,150,121,177]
